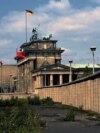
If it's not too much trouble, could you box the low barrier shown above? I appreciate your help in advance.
[0,93,34,100]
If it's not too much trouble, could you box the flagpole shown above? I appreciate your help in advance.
[25,12,27,43]
[25,10,33,43]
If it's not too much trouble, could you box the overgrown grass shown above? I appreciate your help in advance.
[28,96,41,105]
[0,105,44,133]
[0,96,55,107]
[64,108,75,121]
[0,97,27,107]
[0,96,55,132]
[41,97,54,106]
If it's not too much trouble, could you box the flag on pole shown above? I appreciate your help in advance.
[26,10,33,15]
[16,51,25,58]
[25,10,33,42]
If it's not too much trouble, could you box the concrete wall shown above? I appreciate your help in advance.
[0,69,100,113]
[0,93,34,100]
[0,65,17,87]
[37,71,100,113]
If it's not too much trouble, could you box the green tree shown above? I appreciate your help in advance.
[82,66,92,77]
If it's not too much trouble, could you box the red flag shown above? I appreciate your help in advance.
[0,61,3,66]
[16,51,25,58]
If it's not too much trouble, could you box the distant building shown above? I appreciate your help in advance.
[0,65,17,93]
[15,29,80,93]
[67,64,100,69]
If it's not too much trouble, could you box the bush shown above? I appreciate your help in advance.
[77,105,84,113]
[0,97,27,107]
[0,106,42,133]
[41,97,54,106]
[96,114,100,120]
[64,108,75,121]
[9,106,40,132]
[28,96,41,105]
[0,99,5,106]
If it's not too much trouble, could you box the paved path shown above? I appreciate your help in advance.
[43,121,100,133]
[34,106,100,133]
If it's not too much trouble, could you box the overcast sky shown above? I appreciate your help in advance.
[0,0,100,65]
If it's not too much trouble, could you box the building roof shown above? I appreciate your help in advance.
[20,40,57,48]
[66,64,100,68]
[32,63,71,73]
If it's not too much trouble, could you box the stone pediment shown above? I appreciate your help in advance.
[39,64,70,71]
[32,63,72,74]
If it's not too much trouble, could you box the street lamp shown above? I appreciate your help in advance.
[90,46,96,74]
[9,74,12,92]
[69,60,73,82]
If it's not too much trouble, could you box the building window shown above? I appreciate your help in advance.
[43,74,50,86]
[62,74,69,84]
[55,59,60,64]
[32,76,36,81]
[34,59,37,70]
[30,60,37,71]
[53,74,59,85]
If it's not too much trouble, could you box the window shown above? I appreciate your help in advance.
[33,59,37,70]
[30,60,37,70]
[55,59,60,64]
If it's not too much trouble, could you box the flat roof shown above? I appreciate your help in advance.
[66,64,100,68]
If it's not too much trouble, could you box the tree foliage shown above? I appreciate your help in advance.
[81,66,92,77]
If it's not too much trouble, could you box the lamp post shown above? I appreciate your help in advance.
[69,60,73,82]
[9,74,12,92]
[90,47,96,74]
[0,65,2,93]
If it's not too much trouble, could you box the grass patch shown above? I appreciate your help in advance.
[28,96,41,105]
[64,108,75,121]
[41,97,54,106]
[0,105,44,133]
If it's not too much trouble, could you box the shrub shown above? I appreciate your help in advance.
[0,97,27,107]
[96,114,100,120]
[11,106,42,132]
[28,96,41,105]
[64,108,75,121]
[0,106,42,133]
[41,97,54,106]
[0,99,5,106]
[78,105,84,113]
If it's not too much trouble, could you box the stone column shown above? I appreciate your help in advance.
[44,74,47,87]
[60,74,62,85]
[38,75,41,88]
[36,75,39,88]
[50,74,53,86]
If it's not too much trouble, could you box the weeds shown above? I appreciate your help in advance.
[64,108,75,121]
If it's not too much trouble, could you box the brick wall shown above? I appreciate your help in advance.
[0,65,17,87]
